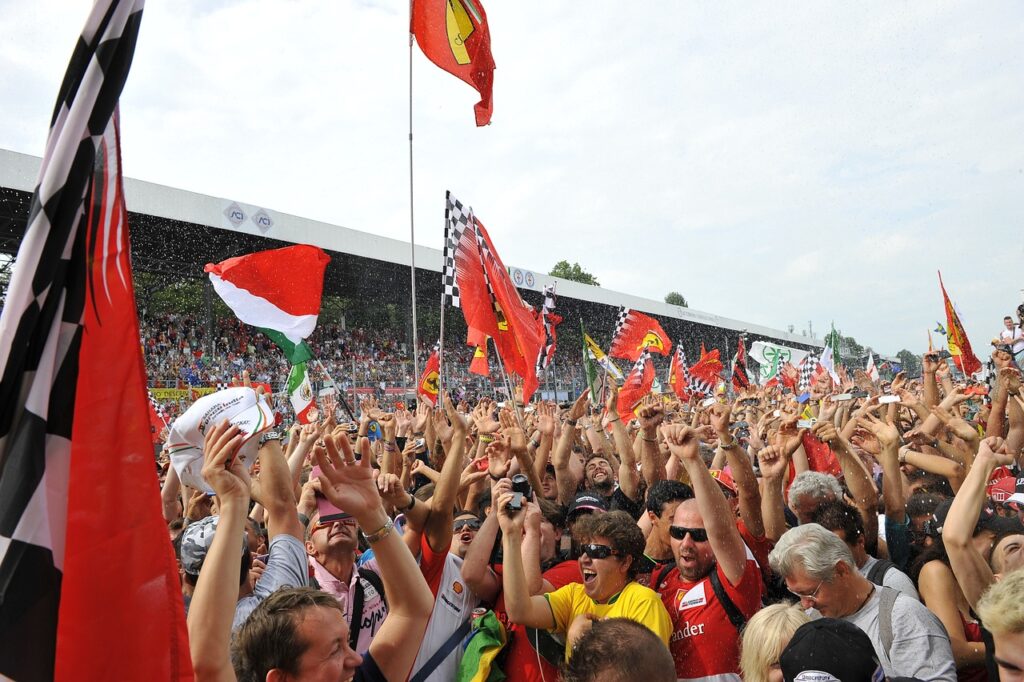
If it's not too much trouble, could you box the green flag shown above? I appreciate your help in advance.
[581,320,599,404]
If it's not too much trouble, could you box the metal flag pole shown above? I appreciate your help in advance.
[314,356,356,421]
[407,5,421,385]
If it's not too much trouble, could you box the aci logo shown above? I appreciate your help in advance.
[223,202,246,227]
[251,209,274,233]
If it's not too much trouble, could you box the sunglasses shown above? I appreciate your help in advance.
[669,526,709,542]
[581,543,621,560]
[453,518,482,532]
[314,517,357,531]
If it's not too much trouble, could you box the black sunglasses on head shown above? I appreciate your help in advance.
[453,518,482,532]
[669,526,709,542]
[580,543,620,560]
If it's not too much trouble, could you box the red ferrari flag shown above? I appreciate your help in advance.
[689,346,724,396]
[0,3,192,680]
[668,343,692,400]
[469,343,490,376]
[731,337,751,392]
[609,308,672,362]
[418,347,441,405]
[617,351,656,417]
[411,0,495,126]
[450,204,544,401]
[938,271,982,376]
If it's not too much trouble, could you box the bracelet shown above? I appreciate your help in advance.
[489,473,503,482]
[641,435,657,443]
[898,451,908,464]
[383,442,398,452]
[397,495,416,513]
[719,439,738,450]
[530,439,541,449]
[607,417,620,423]
[362,518,394,544]
[566,418,578,426]
[480,435,495,444]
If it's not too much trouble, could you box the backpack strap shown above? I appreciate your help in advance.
[358,567,387,609]
[865,559,895,587]
[653,562,677,590]
[709,567,747,632]
[877,586,898,663]
[409,617,472,682]
[347,576,366,651]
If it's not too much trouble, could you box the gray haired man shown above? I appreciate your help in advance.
[769,523,956,681]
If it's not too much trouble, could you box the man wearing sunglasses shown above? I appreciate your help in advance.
[652,424,764,681]
[496,499,671,661]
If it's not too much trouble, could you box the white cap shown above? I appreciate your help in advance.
[167,387,274,492]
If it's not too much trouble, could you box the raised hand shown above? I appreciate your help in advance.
[445,395,469,436]
[567,389,590,422]
[537,402,557,438]
[413,400,430,434]
[659,424,701,462]
[977,436,1015,466]
[473,398,501,435]
[314,432,381,519]
[499,408,528,454]
[200,420,250,503]
[486,440,512,479]
[757,445,790,480]
[709,402,732,437]
[637,395,665,431]
[858,412,900,449]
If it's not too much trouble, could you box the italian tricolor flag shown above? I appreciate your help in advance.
[205,245,330,363]
[288,361,316,423]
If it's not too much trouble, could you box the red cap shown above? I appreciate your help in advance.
[709,468,737,494]
[989,476,1016,504]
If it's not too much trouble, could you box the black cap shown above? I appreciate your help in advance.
[780,619,883,682]
[928,497,1013,538]
[567,491,608,519]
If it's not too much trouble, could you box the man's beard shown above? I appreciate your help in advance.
[591,477,614,494]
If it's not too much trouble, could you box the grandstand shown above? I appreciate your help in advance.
[1,147,822,406]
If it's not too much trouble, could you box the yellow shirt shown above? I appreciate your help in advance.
[544,581,672,658]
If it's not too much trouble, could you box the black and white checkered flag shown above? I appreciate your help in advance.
[0,3,189,679]
[148,390,168,425]
[442,191,472,308]
[216,381,229,391]
[613,306,630,341]
[798,356,820,392]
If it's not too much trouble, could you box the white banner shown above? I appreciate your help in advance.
[749,342,810,383]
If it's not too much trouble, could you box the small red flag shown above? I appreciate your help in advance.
[690,346,724,388]
[411,0,495,126]
[609,310,672,362]
[617,352,655,417]
[469,343,489,376]
[418,349,441,405]
[938,271,981,376]
[731,337,750,392]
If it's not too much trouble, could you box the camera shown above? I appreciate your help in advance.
[506,473,533,513]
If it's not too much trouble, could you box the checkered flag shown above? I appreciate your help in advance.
[798,356,820,392]
[148,390,168,426]
[535,284,560,375]
[0,2,189,679]
[216,382,229,391]
[442,191,472,308]
[613,306,630,341]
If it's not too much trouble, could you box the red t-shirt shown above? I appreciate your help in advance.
[493,559,581,682]
[655,559,762,680]
[738,519,774,589]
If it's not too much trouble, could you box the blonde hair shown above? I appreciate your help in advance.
[977,569,1024,636]
[739,603,810,682]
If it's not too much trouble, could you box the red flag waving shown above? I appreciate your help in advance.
[731,337,750,392]
[668,344,691,400]
[411,0,495,126]
[0,3,191,680]
[418,348,441,405]
[617,351,656,417]
[689,346,724,395]
[938,271,982,376]
[453,212,544,401]
[469,343,490,376]
[609,309,672,362]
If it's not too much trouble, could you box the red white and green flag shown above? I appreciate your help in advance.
[288,362,317,424]
[205,245,330,364]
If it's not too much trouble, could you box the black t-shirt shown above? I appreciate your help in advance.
[603,487,644,520]
[355,652,386,682]
[981,623,998,682]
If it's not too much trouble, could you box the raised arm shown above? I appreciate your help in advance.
[662,424,747,586]
[553,390,588,505]
[495,492,557,628]
[422,397,468,553]
[712,402,764,537]
[187,421,249,682]
[607,385,640,501]
[637,396,667,487]
[459,480,507,604]
[315,431,434,682]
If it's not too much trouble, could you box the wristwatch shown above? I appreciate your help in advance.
[258,430,285,448]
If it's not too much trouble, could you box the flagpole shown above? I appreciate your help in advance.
[314,357,356,421]
[407,7,421,386]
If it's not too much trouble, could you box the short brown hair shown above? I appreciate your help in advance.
[573,510,645,579]
[232,587,343,682]
[561,618,674,682]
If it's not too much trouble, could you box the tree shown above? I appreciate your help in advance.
[896,349,921,377]
[665,291,688,307]
[549,261,600,287]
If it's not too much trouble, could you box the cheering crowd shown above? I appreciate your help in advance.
[156,307,1024,682]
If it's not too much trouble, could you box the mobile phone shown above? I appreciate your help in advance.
[833,393,854,401]
[879,395,901,404]
[316,493,352,524]
[475,457,489,472]
[797,392,811,404]
[701,398,716,408]
[797,418,817,429]
[773,410,781,418]
[414,438,426,449]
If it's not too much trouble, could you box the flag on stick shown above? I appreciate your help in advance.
[535,284,561,375]
[411,0,496,126]
[288,362,317,424]
[470,343,490,376]
[582,321,600,405]
[609,308,672,362]
[731,336,751,392]
[866,353,880,382]
[668,343,692,400]
[688,346,723,396]
[418,346,441,405]
[617,350,655,418]
[205,244,329,364]
[583,333,624,381]
[938,271,982,376]
[0,2,191,679]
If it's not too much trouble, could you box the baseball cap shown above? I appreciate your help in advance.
[179,515,247,577]
[928,497,1018,538]
[1007,475,1024,507]
[567,491,608,520]
[709,468,737,495]
[779,618,884,682]
[167,387,274,492]
[989,476,1017,504]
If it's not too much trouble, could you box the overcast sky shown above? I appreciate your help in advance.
[2,1,1022,356]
